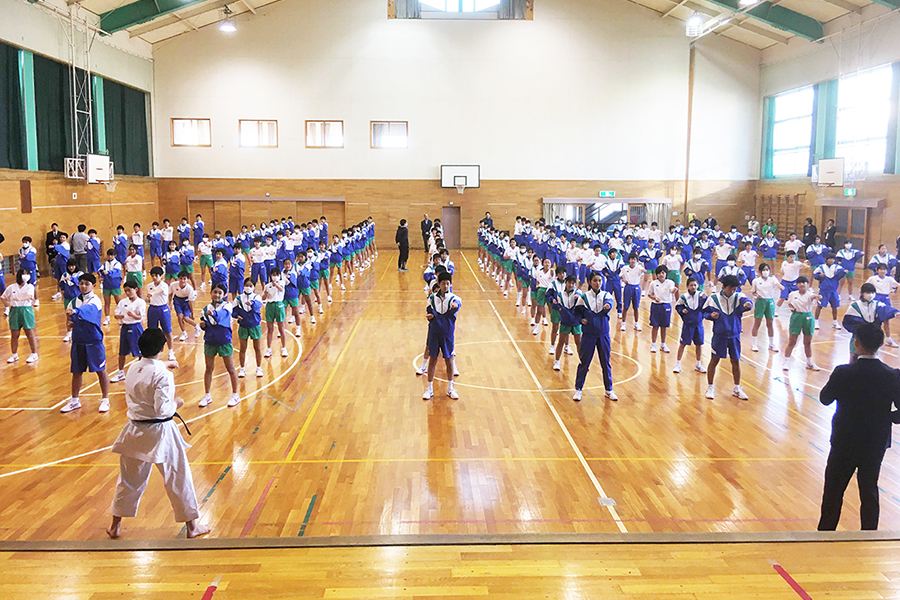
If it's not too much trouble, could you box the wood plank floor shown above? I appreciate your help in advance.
[4,541,900,599]
[2,250,900,541]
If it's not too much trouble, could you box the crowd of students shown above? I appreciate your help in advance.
[0,214,378,413]
[472,213,900,402]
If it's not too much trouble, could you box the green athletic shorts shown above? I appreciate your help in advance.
[503,259,514,273]
[285,297,300,307]
[320,269,329,280]
[844,270,855,279]
[126,271,143,288]
[789,311,814,336]
[550,308,561,324]
[63,297,76,309]
[199,255,214,268]
[242,247,251,254]
[103,287,122,296]
[534,288,548,306]
[8,306,35,330]
[666,271,681,285]
[204,343,233,357]
[181,264,194,274]
[300,287,311,296]
[265,301,286,322]
[754,298,775,320]
[559,324,582,335]
[310,279,319,290]
[238,325,262,340]
[165,273,178,281]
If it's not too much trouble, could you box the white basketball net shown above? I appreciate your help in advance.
[456,183,465,194]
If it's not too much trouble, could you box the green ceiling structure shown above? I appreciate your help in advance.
[702,0,824,40]
[100,0,213,33]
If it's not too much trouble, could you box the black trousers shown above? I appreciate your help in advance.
[818,447,885,531]
[422,233,429,251]
[398,244,409,269]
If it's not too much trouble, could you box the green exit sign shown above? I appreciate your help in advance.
[844,188,857,196]
[599,191,616,198]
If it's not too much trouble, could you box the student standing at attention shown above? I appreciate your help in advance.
[749,262,783,352]
[619,253,644,331]
[107,328,209,540]
[781,276,821,372]
[60,273,111,413]
[673,277,706,375]
[703,274,753,401]
[234,278,265,379]
[423,271,462,401]
[573,272,617,401]
[198,284,240,408]
[647,265,676,353]
[109,281,146,384]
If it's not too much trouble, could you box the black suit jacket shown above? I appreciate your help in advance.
[395,226,409,248]
[824,225,837,248]
[46,230,63,260]
[420,219,432,235]
[820,358,900,457]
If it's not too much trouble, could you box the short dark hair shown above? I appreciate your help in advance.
[565,275,577,284]
[123,280,137,290]
[797,275,809,284]
[78,224,86,232]
[855,322,885,354]
[138,328,167,357]
[400,219,407,226]
[686,277,698,286]
[212,283,227,293]
[80,272,97,285]
[438,271,452,283]
[655,265,668,275]
[720,274,740,289]
[150,266,164,276]
[861,282,876,294]
[555,266,567,275]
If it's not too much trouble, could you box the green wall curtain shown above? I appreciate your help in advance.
[32,54,72,172]
[0,41,25,170]
[103,78,149,176]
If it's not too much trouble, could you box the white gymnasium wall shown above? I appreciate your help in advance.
[0,0,153,91]
[152,0,761,181]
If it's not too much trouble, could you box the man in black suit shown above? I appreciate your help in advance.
[395,219,410,271]
[823,218,837,249]
[482,211,493,229]
[818,322,900,531]
[420,214,432,251]
[45,222,63,265]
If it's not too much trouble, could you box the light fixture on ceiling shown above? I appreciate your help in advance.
[219,5,237,33]
[685,12,703,36]
[738,0,758,5]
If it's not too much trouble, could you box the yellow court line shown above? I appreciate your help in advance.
[285,319,362,461]
[461,251,628,534]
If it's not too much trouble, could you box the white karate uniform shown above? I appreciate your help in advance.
[110,358,199,522]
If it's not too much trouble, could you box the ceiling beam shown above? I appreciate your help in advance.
[682,1,790,44]
[128,0,231,36]
[101,0,218,34]
[699,0,823,39]
[241,0,256,14]
[818,0,863,14]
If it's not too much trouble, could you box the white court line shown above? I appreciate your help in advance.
[461,251,628,533]
[0,333,304,479]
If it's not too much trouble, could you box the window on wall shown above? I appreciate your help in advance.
[239,120,278,148]
[836,65,894,174]
[172,118,211,147]
[771,86,815,177]
[421,0,500,11]
[306,120,343,148]
[371,121,408,149]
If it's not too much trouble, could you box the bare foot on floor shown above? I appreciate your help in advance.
[106,522,121,539]
[186,521,211,538]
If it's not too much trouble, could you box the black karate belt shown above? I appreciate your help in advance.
[132,412,192,436]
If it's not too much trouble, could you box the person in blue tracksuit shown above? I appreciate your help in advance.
[86,230,102,275]
[198,284,240,409]
[639,239,662,290]
[53,233,71,283]
[234,278,264,379]
[423,272,461,401]
[673,277,706,375]
[603,248,624,319]
[806,236,828,269]
[211,249,229,295]
[814,254,845,330]
[60,273,110,413]
[178,218,191,246]
[192,214,205,248]
[717,254,746,289]
[703,274,753,401]
[842,283,900,361]
[573,272,617,402]
[836,241,864,300]
[179,238,197,289]
[113,226,129,264]
[547,274,582,369]
[229,250,246,298]
[682,248,709,292]
[148,222,164,267]
[759,231,780,263]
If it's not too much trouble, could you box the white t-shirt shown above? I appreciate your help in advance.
[198,241,213,257]
[649,229,663,243]
[662,254,682,271]
[171,280,193,299]
[161,226,174,242]
[146,280,169,306]
[534,267,555,289]
[787,290,816,313]
[867,275,899,295]
[648,279,676,304]
[264,278,285,303]
[785,239,804,254]
[131,231,144,247]
[589,253,607,272]
[125,255,143,274]
[751,275,781,300]
[115,296,146,325]
[250,247,266,264]
[738,250,757,265]
[1,283,35,307]
[620,264,644,285]
[714,244,733,260]
[781,260,803,282]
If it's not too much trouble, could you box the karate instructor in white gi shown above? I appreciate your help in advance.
[107,327,210,539]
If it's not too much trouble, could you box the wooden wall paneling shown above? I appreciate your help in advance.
[270,200,296,223]
[320,201,345,234]
[214,201,242,235]
[241,201,269,229]
[188,200,215,229]
[346,203,369,228]
[293,201,323,225]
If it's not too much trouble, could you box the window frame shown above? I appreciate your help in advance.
[305,120,345,149]
[238,119,279,149]
[370,120,409,150]
[170,118,212,148]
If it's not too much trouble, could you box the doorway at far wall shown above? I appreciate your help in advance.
[442,206,461,250]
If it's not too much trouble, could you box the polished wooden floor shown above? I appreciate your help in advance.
[5,541,900,599]
[2,250,900,542]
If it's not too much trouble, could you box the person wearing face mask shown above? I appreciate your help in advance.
[749,262,784,352]
[842,283,900,361]
[18,236,39,308]
[233,278,264,379]
[716,254,745,291]
[1,269,39,364]
[836,241,864,300]
[813,254,846,330]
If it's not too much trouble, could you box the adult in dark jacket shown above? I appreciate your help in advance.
[818,323,900,531]
[46,223,63,263]
[396,219,410,271]
[420,214,432,251]
[802,218,818,247]
[823,219,837,249]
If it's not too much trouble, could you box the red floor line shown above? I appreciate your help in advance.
[316,516,816,526]
[771,562,813,600]
[200,575,222,600]
[240,477,276,538]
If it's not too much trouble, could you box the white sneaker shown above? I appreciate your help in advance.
[515,300,520,307]
[733,386,749,400]
[752,342,759,352]
[3,307,8,316]
[447,387,459,400]
[503,290,509,298]
[98,398,110,413]
[310,316,317,324]
[199,393,212,408]
[52,292,61,300]
[661,344,671,353]
[6,355,17,364]
[287,315,295,324]
[605,389,618,401]
[423,387,434,400]
[327,295,333,303]
[168,350,176,361]
[672,362,681,373]
[26,353,38,364]
[63,332,72,343]
[548,345,555,354]
[889,339,900,348]
[299,306,306,314]
[553,360,561,371]
[542,318,549,326]
[195,325,202,337]
[815,320,820,330]
[227,393,241,407]
[532,324,540,336]
[60,398,82,413]
[295,326,303,336]
[33,300,39,307]
[416,364,427,375]
[110,370,126,383]
[769,344,778,352]
[179,331,188,341]
[848,295,855,301]
[238,367,246,378]
[807,362,821,371]
[452,363,460,377]
[634,323,643,331]
[340,284,346,291]
[318,305,324,314]
[695,362,707,373]
[650,343,657,353]
[526,299,532,307]
[573,390,582,401]
[620,322,626,331]
[103,316,110,326]
[256,366,264,377]
[281,347,288,357]
[564,344,573,355]
[530,318,536,326]
[264,348,272,358]
[833,321,841,329]
[782,358,791,372]
[705,385,715,399]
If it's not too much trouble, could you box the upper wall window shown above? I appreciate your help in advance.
[240,120,278,148]
[392,0,529,19]
[172,118,211,147]
[836,65,894,174]
[771,87,815,177]
[371,121,408,149]
[306,120,344,148]
[421,0,500,11]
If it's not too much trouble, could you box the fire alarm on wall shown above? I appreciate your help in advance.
[72,193,77,200]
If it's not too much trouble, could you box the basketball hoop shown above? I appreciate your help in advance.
[455,183,465,195]
[104,180,118,193]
